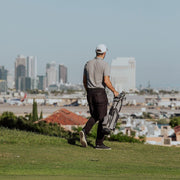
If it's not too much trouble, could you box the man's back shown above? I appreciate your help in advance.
[84,57,110,89]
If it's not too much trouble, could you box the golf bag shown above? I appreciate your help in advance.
[102,91,126,135]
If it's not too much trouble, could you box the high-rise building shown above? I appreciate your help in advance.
[46,61,57,87]
[26,56,37,78]
[37,75,46,90]
[26,56,37,89]
[25,77,31,90]
[0,66,8,81]
[111,57,136,92]
[0,66,8,93]
[7,70,14,89]
[15,55,26,91]
[0,80,7,92]
[15,55,38,91]
[59,64,67,84]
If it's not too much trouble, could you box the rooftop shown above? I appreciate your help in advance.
[38,108,88,126]
[174,125,180,134]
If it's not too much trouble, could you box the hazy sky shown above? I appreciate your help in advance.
[0,0,180,88]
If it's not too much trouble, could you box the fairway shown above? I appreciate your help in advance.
[1,128,180,180]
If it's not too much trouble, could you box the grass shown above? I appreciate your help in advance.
[0,127,180,180]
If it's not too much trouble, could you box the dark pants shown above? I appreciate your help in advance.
[83,88,108,145]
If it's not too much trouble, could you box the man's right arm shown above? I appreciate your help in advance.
[104,76,119,97]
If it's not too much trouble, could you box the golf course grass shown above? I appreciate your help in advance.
[0,127,180,179]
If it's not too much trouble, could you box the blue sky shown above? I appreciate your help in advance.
[0,0,180,88]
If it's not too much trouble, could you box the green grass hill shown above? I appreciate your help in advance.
[1,127,180,180]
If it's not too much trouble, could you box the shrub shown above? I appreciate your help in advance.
[67,127,82,145]
[138,135,146,143]
[0,112,17,129]
[16,116,29,130]
[142,112,152,119]
[0,111,145,144]
[109,132,144,143]
[169,117,180,128]
[131,130,136,137]
[0,112,67,138]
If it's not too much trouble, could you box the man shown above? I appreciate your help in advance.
[80,44,119,150]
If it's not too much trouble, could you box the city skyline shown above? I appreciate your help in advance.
[13,55,69,91]
[0,0,180,88]
[1,53,180,90]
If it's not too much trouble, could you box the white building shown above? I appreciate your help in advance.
[26,56,37,79]
[7,70,14,89]
[111,57,136,92]
[46,61,57,87]
[26,56,38,89]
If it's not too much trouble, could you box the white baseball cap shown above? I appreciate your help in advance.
[95,44,108,54]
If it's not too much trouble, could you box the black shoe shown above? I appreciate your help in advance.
[79,130,88,147]
[95,144,111,150]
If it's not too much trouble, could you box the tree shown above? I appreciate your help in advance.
[32,99,38,122]
[39,111,43,120]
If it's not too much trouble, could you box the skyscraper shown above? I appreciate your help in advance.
[46,61,57,87]
[0,66,8,81]
[26,56,37,78]
[15,55,38,91]
[37,75,46,90]
[15,55,26,91]
[59,64,67,84]
[7,70,14,89]
[0,80,7,92]
[0,66,8,92]
[26,56,37,89]
[111,57,136,92]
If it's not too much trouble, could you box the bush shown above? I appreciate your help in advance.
[169,117,180,128]
[142,112,152,119]
[67,126,82,145]
[131,130,136,137]
[0,112,67,138]
[0,111,145,144]
[30,121,67,137]
[16,116,29,130]
[109,132,144,143]
[0,112,17,129]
